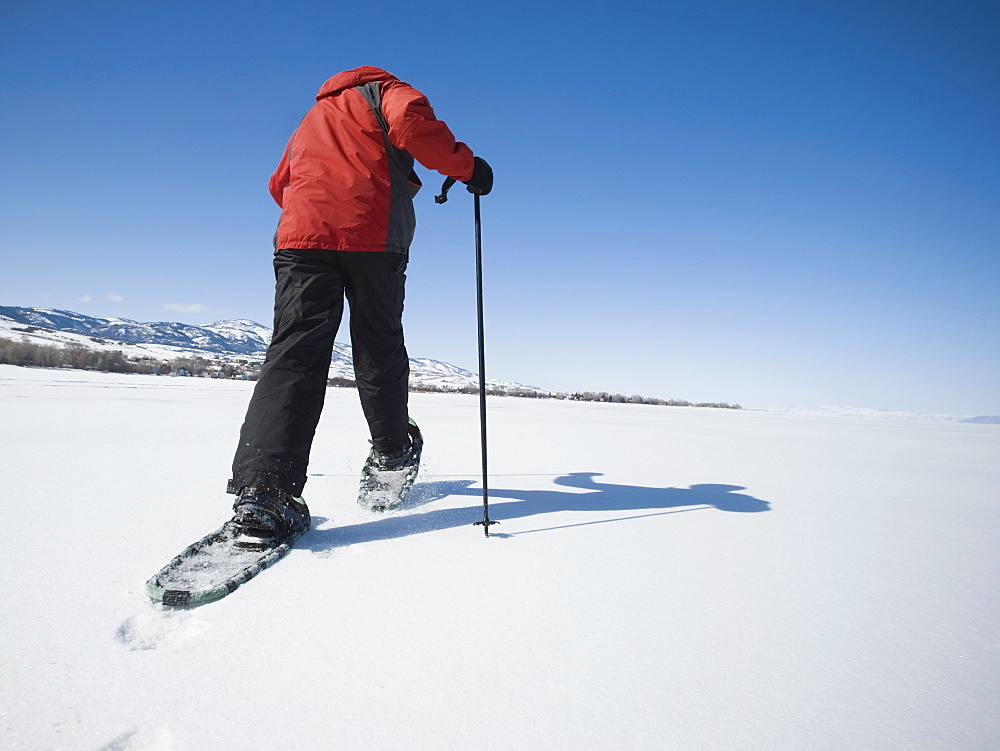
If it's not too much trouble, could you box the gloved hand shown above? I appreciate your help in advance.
[463,156,493,196]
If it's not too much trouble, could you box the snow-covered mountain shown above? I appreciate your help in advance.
[0,306,273,356]
[0,305,538,393]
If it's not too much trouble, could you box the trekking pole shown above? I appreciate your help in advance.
[436,180,498,537]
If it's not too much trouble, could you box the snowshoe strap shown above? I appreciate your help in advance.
[232,489,297,521]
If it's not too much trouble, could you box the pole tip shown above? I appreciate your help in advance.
[474,519,499,537]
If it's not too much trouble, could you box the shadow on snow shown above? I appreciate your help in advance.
[300,472,770,553]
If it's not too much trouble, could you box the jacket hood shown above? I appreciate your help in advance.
[316,66,398,100]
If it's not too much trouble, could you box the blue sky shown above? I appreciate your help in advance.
[2,0,998,414]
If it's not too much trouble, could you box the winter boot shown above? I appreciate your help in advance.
[230,487,311,549]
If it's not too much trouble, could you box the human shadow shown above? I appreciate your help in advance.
[301,472,770,553]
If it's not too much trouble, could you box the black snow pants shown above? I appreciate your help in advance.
[231,248,410,497]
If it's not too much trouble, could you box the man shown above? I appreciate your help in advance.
[226,65,493,548]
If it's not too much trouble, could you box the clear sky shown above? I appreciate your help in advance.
[2,0,998,414]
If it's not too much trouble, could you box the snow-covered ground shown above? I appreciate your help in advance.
[2,364,998,750]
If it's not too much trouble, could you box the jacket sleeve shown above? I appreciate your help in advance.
[268,134,294,207]
[381,81,475,181]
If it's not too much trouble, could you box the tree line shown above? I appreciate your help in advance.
[373,380,740,409]
[0,336,260,379]
[566,392,740,409]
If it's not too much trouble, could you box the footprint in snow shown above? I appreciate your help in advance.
[114,607,208,651]
[100,724,177,750]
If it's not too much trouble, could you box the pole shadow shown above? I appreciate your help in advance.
[300,472,771,553]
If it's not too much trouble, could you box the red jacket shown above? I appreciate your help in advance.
[269,67,475,253]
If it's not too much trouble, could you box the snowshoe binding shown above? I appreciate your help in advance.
[230,487,311,550]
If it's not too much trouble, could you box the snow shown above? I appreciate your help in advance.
[768,405,981,422]
[2,364,998,749]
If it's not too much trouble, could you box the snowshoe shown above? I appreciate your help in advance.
[357,419,423,512]
[145,488,310,607]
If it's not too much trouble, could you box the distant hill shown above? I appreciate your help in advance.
[0,306,273,356]
[0,305,538,393]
